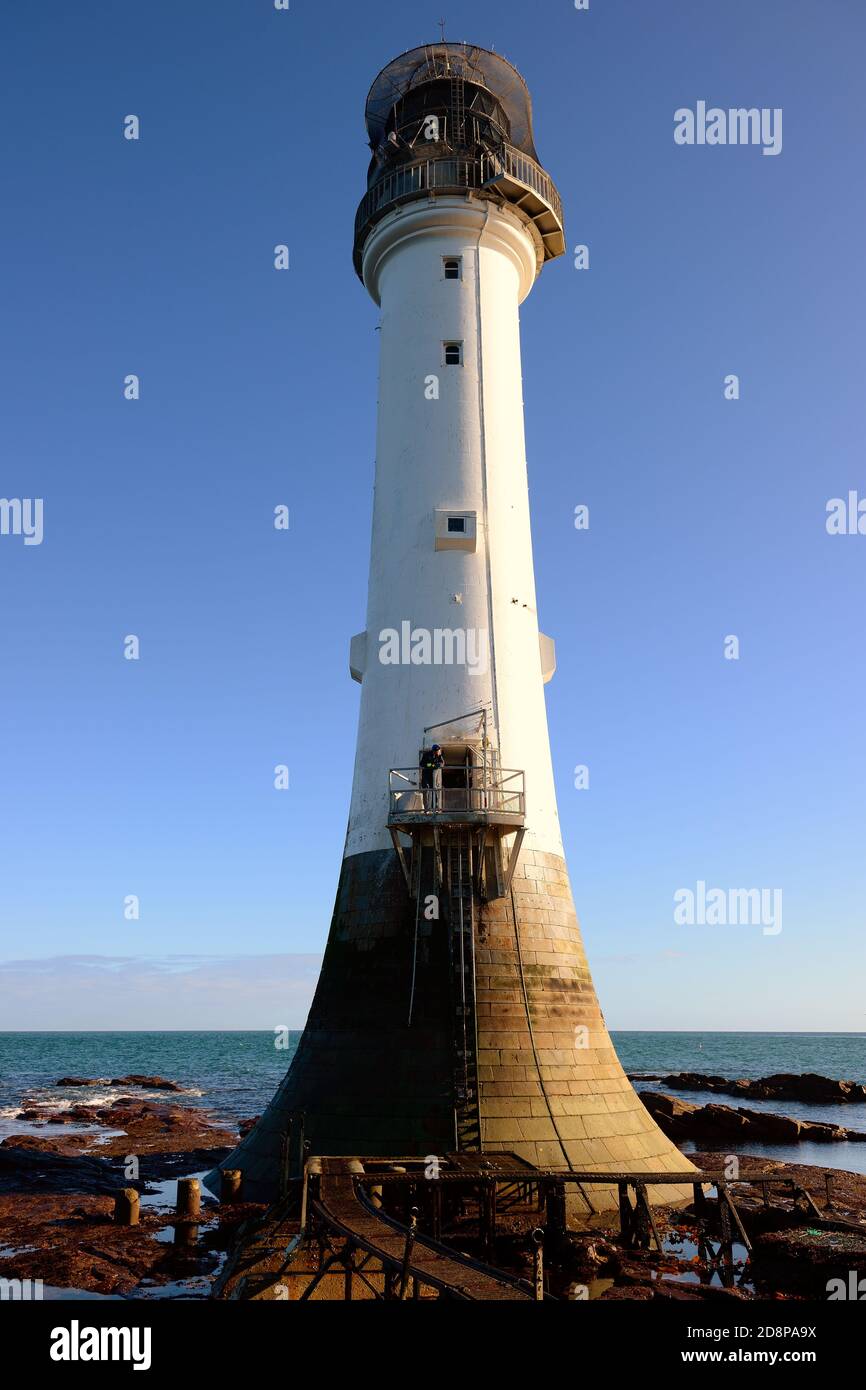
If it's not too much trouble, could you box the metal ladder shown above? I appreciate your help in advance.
[447,834,481,1151]
[450,72,466,148]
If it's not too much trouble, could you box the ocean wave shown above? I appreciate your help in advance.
[10,1083,205,1113]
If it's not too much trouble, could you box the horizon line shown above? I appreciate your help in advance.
[1,1029,864,1037]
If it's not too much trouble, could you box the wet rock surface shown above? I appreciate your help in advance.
[55,1075,184,1092]
[558,1154,866,1302]
[630,1071,866,1104]
[0,1192,224,1296]
[5,1066,866,1300]
[0,1078,246,1295]
[10,1095,236,1157]
[640,1090,865,1144]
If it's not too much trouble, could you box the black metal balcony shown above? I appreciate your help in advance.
[388,767,525,829]
[353,144,565,279]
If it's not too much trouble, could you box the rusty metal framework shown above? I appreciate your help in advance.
[353,41,565,278]
[220,1155,857,1302]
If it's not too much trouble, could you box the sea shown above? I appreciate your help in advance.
[2,1030,866,1174]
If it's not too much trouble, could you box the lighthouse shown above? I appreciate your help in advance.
[212,42,693,1211]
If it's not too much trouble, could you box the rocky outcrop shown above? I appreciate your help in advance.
[640,1091,863,1144]
[630,1072,866,1104]
[11,1096,235,1158]
[0,1090,241,1296]
[0,1145,124,1196]
[56,1075,184,1092]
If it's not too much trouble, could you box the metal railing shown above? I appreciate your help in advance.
[388,766,525,819]
[354,142,563,251]
[480,146,563,224]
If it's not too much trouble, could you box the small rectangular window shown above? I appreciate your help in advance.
[443,257,461,280]
[434,509,476,552]
[444,341,462,366]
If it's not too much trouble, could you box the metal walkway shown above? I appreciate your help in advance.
[306,1157,534,1300]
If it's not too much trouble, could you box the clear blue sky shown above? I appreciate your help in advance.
[1,0,863,1030]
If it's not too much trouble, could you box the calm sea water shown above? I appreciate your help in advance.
[2,1030,865,1172]
[614,1032,866,1173]
[0,1030,300,1138]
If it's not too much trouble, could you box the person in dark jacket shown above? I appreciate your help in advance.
[420,744,445,811]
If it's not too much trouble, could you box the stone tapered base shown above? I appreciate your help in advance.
[207,844,694,1211]
[474,844,695,1212]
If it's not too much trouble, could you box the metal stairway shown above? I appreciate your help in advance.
[449,71,466,148]
[447,834,481,1151]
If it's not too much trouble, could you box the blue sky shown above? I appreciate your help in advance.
[1,0,863,1030]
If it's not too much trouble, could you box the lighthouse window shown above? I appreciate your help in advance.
[434,509,476,552]
[443,257,462,280]
[444,342,463,366]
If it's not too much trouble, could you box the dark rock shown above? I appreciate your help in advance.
[638,1092,701,1140]
[654,1282,705,1301]
[0,1145,124,1196]
[111,1075,184,1092]
[759,1074,865,1104]
[661,1073,730,1093]
[736,1107,801,1141]
[659,1071,866,1104]
[640,1091,866,1145]
[697,1104,750,1137]
[799,1122,847,1143]
[55,1077,110,1088]
[641,1092,698,1121]
[751,1226,866,1297]
[56,1075,183,1093]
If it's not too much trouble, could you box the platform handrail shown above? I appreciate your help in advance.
[353,140,564,273]
[388,765,525,817]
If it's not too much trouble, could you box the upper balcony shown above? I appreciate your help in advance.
[388,766,525,830]
[352,144,565,280]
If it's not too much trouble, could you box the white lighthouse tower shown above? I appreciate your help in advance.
[213,42,693,1212]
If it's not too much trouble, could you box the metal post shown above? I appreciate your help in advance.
[300,1156,321,1235]
[176,1177,201,1219]
[114,1188,140,1226]
[532,1228,544,1301]
[399,1206,419,1300]
[432,1182,442,1241]
[297,1111,306,1172]
[221,1169,242,1204]
[545,1179,566,1245]
[618,1180,633,1246]
[280,1118,293,1196]
[718,1182,733,1266]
